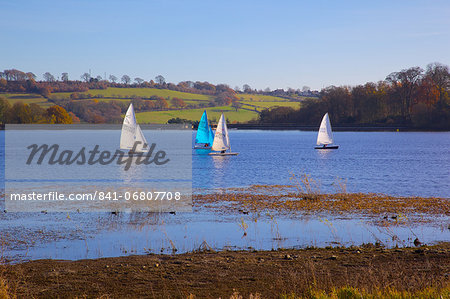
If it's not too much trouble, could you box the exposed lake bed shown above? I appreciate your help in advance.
[2,242,449,298]
[1,186,448,262]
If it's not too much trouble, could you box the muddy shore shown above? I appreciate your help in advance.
[1,243,449,298]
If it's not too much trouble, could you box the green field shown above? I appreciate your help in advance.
[2,88,301,123]
[237,94,289,102]
[53,88,290,103]
[136,106,259,124]
[0,93,54,108]
[95,98,202,108]
[240,100,300,109]
[54,87,213,101]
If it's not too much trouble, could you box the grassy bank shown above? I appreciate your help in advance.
[136,105,260,123]
[53,87,214,101]
[0,93,53,108]
[1,244,448,298]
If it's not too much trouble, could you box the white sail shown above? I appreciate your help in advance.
[135,124,149,152]
[316,113,334,145]
[120,104,148,152]
[211,113,230,151]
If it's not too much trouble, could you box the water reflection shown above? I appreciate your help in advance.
[1,209,447,262]
[119,156,146,184]
[315,148,334,159]
[210,156,231,187]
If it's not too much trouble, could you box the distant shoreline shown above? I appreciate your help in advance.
[1,123,448,132]
[227,124,449,132]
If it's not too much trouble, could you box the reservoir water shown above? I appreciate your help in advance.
[0,130,448,261]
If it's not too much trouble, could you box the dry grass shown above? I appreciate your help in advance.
[279,285,450,299]
[193,185,449,221]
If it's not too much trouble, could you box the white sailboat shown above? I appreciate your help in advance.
[120,103,149,154]
[208,113,238,156]
[315,113,339,149]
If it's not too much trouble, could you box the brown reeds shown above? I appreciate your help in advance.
[194,185,449,221]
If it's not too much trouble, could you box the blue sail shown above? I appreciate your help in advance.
[208,126,215,144]
[195,111,211,144]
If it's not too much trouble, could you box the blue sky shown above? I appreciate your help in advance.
[1,0,449,90]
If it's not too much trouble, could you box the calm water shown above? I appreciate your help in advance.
[1,130,449,197]
[193,130,450,197]
[0,130,449,261]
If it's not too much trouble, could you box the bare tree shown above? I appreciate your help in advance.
[426,62,450,105]
[109,75,118,83]
[155,75,165,85]
[121,75,131,84]
[231,101,242,112]
[386,66,423,120]
[243,84,251,93]
[43,72,55,82]
[2,69,27,81]
[96,75,102,81]
[81,73,90,82]
[302,86,310,92]
[134,77,144,85]
[61,72,69,82]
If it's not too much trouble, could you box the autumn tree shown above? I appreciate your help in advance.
[155,97,168,110]
[68,112,81,123]
[46,105,73,124]
[425,62,450,107]
[26,72,37,81]
[9,102,33,123]
[170,97,186,108]
[0,96,11,123]
[38,85,52,98]
[215,91,238,106]
[131,98,145,111]
[29,103,46,123]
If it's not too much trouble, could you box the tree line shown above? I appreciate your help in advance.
[1,70,239,98]
[0,69,240,123]
[0,97,74,124]
[0,69,314,102]
[257,63,449,130]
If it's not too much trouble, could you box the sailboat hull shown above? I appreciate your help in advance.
[194,144,212,149]
[208,152,239,156]
[315,145,339,149]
